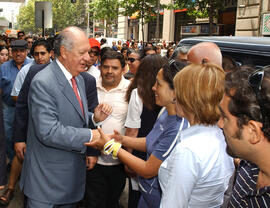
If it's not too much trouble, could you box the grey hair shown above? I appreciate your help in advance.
[54,26,85,57]
[170,46,189,60]
[177,45,189,54]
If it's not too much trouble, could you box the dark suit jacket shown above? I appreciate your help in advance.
[13,63,99,155]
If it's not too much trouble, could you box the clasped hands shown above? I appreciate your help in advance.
[85,128,123,151]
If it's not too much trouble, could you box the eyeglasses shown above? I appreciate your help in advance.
[89,50,99,56]
[33,51,47,56]
[248,65,270,127]
[128,57,138,63]
[28,41,33,44]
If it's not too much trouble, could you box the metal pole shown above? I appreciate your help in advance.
[86,0,90,37]
[42,10,45,37]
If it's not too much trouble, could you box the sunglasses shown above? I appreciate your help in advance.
[248,65,270,127]
[28,41,33,44]
[128,57,138,63]
[33,51,47,56]
[89,50,99,56]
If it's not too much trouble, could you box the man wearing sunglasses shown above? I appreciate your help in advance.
[86,38,100,80]
[218,66,270,207]
[11,39,52,99]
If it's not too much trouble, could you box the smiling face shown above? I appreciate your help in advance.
[152,69,175,107]
[100,58,124,90]
[60,30,90,77]
[12,48,27,66]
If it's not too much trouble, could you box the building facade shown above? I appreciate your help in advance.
[235,0,270,36]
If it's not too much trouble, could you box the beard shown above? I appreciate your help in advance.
[223,128,242,158]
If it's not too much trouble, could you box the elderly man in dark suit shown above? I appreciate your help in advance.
[20,26,111,208]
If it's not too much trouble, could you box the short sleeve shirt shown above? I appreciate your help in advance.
[138,109,189,207]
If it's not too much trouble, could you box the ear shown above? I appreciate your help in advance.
[171,91,176,104]
[60,46,67,59]
[247,120,264,144]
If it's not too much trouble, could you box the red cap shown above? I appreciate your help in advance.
[89,38,100,50]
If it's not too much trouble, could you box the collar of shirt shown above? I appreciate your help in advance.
[11,58,32,70]
[56,58,73,86]
[96,75,130,92]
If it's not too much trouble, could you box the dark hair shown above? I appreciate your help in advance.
[125,54,167,110]
[100,50,125,68]
[0,45,7,52]
[100,38,107,44]
[142,46,156,58]
[166,47,174,58]
[225,65,270,140]
[100,47,113,59]
[222,55,238,73]
[121,47,129,54]
[18,31,25,36]
[163,60,188,89]
[30,39,52,56]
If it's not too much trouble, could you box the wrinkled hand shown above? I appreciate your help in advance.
[85,127,112,150]
[86,156,98,170]
[14,142,26,161]
[93,103,112,123]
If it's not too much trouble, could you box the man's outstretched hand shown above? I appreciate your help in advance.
[85,127,111,150]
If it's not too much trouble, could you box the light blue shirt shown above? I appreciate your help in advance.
[0,58,32,105]
[159,125,234,208]
[11,61,35,96]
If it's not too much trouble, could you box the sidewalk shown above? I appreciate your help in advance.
[0,179,128,208]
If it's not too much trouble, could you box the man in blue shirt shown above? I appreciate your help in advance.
[0,40,31,163]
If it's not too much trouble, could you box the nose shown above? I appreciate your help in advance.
[84,52,90,62]
[152,81,157,91]
[217,117,224,129]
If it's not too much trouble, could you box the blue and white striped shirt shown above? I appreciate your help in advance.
[229,160,270,208]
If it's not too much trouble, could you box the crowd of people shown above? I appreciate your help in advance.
[0,27,269,208]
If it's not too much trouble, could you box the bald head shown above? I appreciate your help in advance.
[187,42,222,67]
[54,26,87,57]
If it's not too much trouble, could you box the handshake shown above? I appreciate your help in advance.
[85,128,123,159]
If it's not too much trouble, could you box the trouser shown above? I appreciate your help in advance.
[85,164,126,208]
[128,178,141,208]
[2,102,15,161]
[26,197,77,208]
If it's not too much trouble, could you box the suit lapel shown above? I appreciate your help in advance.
[53,60,85,121]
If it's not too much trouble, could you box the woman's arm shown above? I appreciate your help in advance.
[118,148,162,178]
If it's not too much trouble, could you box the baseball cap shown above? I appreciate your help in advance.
[89,38,100,51]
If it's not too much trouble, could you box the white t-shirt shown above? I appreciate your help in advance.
[124,88,143,129]
[96,76,130,165]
